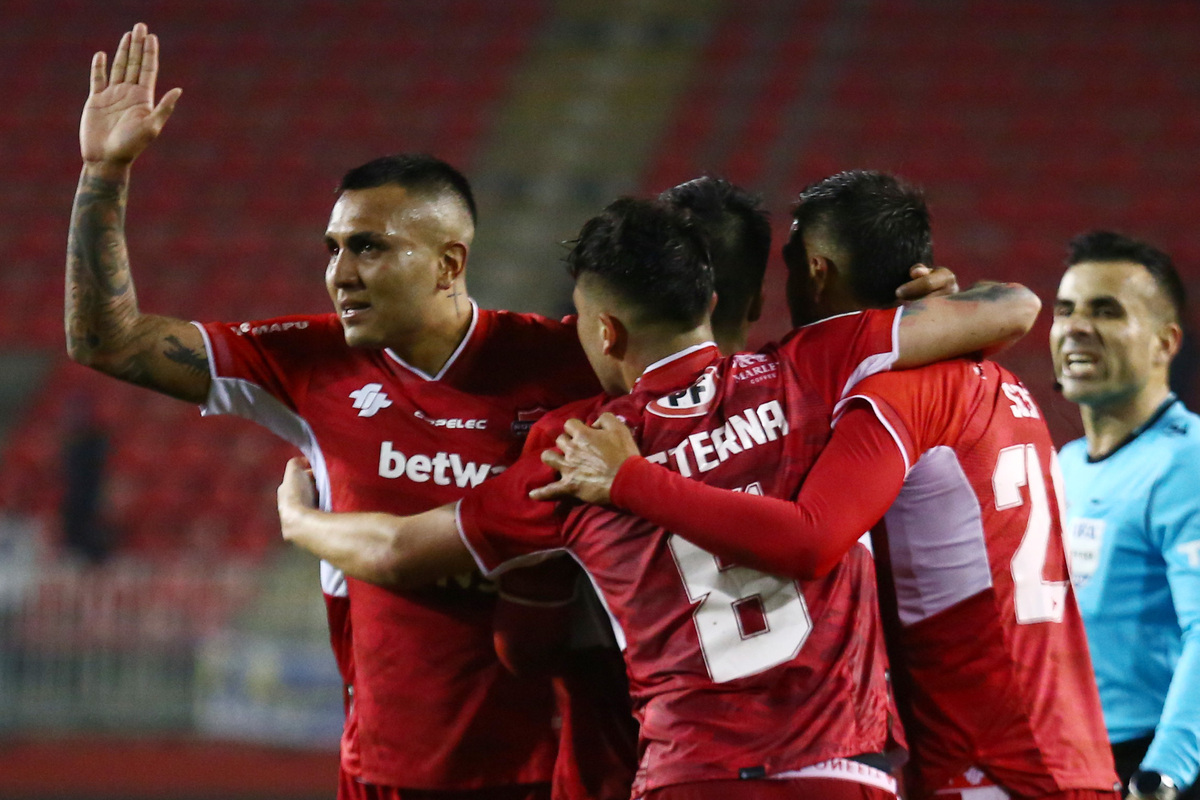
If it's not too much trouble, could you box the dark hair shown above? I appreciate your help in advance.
[660,177,771,334]
[339,154,478,226]
[566,197,713,328]
[1067,230,1185,323]
[792,170,932,307]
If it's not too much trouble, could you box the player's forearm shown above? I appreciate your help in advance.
[895,281,1040,367]
[611,407,905,579]
[66,165,211,402]
[1141,630,1200,787]
[65,164,143,370]
[280,502,472,590]
[280,504,418,587]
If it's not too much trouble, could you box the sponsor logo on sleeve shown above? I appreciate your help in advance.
[232,320,310,336]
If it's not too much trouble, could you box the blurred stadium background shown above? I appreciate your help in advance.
[1,0,1198,797]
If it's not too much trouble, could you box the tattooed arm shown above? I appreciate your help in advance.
[894,281,1040,368]
[66,24,208,404]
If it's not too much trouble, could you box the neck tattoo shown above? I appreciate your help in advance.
[448,284,463,315]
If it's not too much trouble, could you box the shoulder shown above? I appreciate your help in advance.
[780,308,897,344]
[479,308,579,347]
[531,396,606,438]
[1144,405,1200,489]
[203,313,341,345]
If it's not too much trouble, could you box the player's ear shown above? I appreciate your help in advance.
[746,288,764,323]
[599,312,626,359]
[807,254,830,301]
[437,242,468,289]
[1154,320,1183,368]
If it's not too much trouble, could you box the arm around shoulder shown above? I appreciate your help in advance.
[895,281,1040,368]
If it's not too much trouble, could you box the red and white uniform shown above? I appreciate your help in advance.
[845,362,1116,799]
[458,310,906,798]
[196,302,598,790]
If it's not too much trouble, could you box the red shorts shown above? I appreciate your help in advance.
[337,770,551,800]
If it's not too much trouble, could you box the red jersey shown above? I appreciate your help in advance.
[198,302,599,789]
[459,310,905,796]
[844,361,1116,798]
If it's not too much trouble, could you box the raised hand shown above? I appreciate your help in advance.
[80,23,182,167]
[530,413,640,505]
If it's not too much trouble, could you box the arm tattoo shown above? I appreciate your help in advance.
[164,334,209,375]
[65,172,139,364]
[945,281,1012,304]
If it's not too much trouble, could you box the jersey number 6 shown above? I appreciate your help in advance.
[668,534,812,683]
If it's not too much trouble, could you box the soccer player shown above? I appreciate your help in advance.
[536,173,1121,800]
[1052,232,1200,800]
[276,196,1043,799]
[66,24,600,800]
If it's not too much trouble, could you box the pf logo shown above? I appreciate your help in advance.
[647,367,718,419]
[349,383,393,417]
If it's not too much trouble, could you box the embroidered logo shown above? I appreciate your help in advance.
[349,383,393,417]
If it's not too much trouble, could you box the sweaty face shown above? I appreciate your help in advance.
[324,186,445,349]
[1050,260,1173,410]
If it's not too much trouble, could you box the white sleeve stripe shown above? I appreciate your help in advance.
[833,393,912,475]
[455,500,496,577]
[838,308,902,400]
[452,501,567,580]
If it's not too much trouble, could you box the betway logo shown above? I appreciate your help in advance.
[378,442,493,487]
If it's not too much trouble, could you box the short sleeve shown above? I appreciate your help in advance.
[776,308,901,406]
[456,454,570,576]
[197,315,327,415]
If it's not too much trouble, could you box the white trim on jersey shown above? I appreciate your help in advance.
[636,341,718,384]
[453,502,631,651]
[194,322,346,597]
[384,299,480,382]
[832,394,913,474]
[839,307,902,400]
[567,551,628,652]
[884,446,994,626]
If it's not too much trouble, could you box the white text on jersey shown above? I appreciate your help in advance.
[378,442,493,487]
[414,410,487,429]
[644,400,789,478]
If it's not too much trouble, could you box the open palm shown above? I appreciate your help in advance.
[81,23,181,165]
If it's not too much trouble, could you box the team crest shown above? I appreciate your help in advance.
[647,367,718,419]
[511,406,548,438]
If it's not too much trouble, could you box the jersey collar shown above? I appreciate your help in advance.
[384,299,480,382]
[634,342,720,394]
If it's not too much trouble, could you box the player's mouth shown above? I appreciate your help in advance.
[1059,351,1102,379]
[339,300,372,322]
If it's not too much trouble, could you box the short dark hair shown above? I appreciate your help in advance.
[792,170,933,307]
[1067,230,1185,323]
[339,154,478,226]
[660,177,771,335]
[566,197,713,328]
